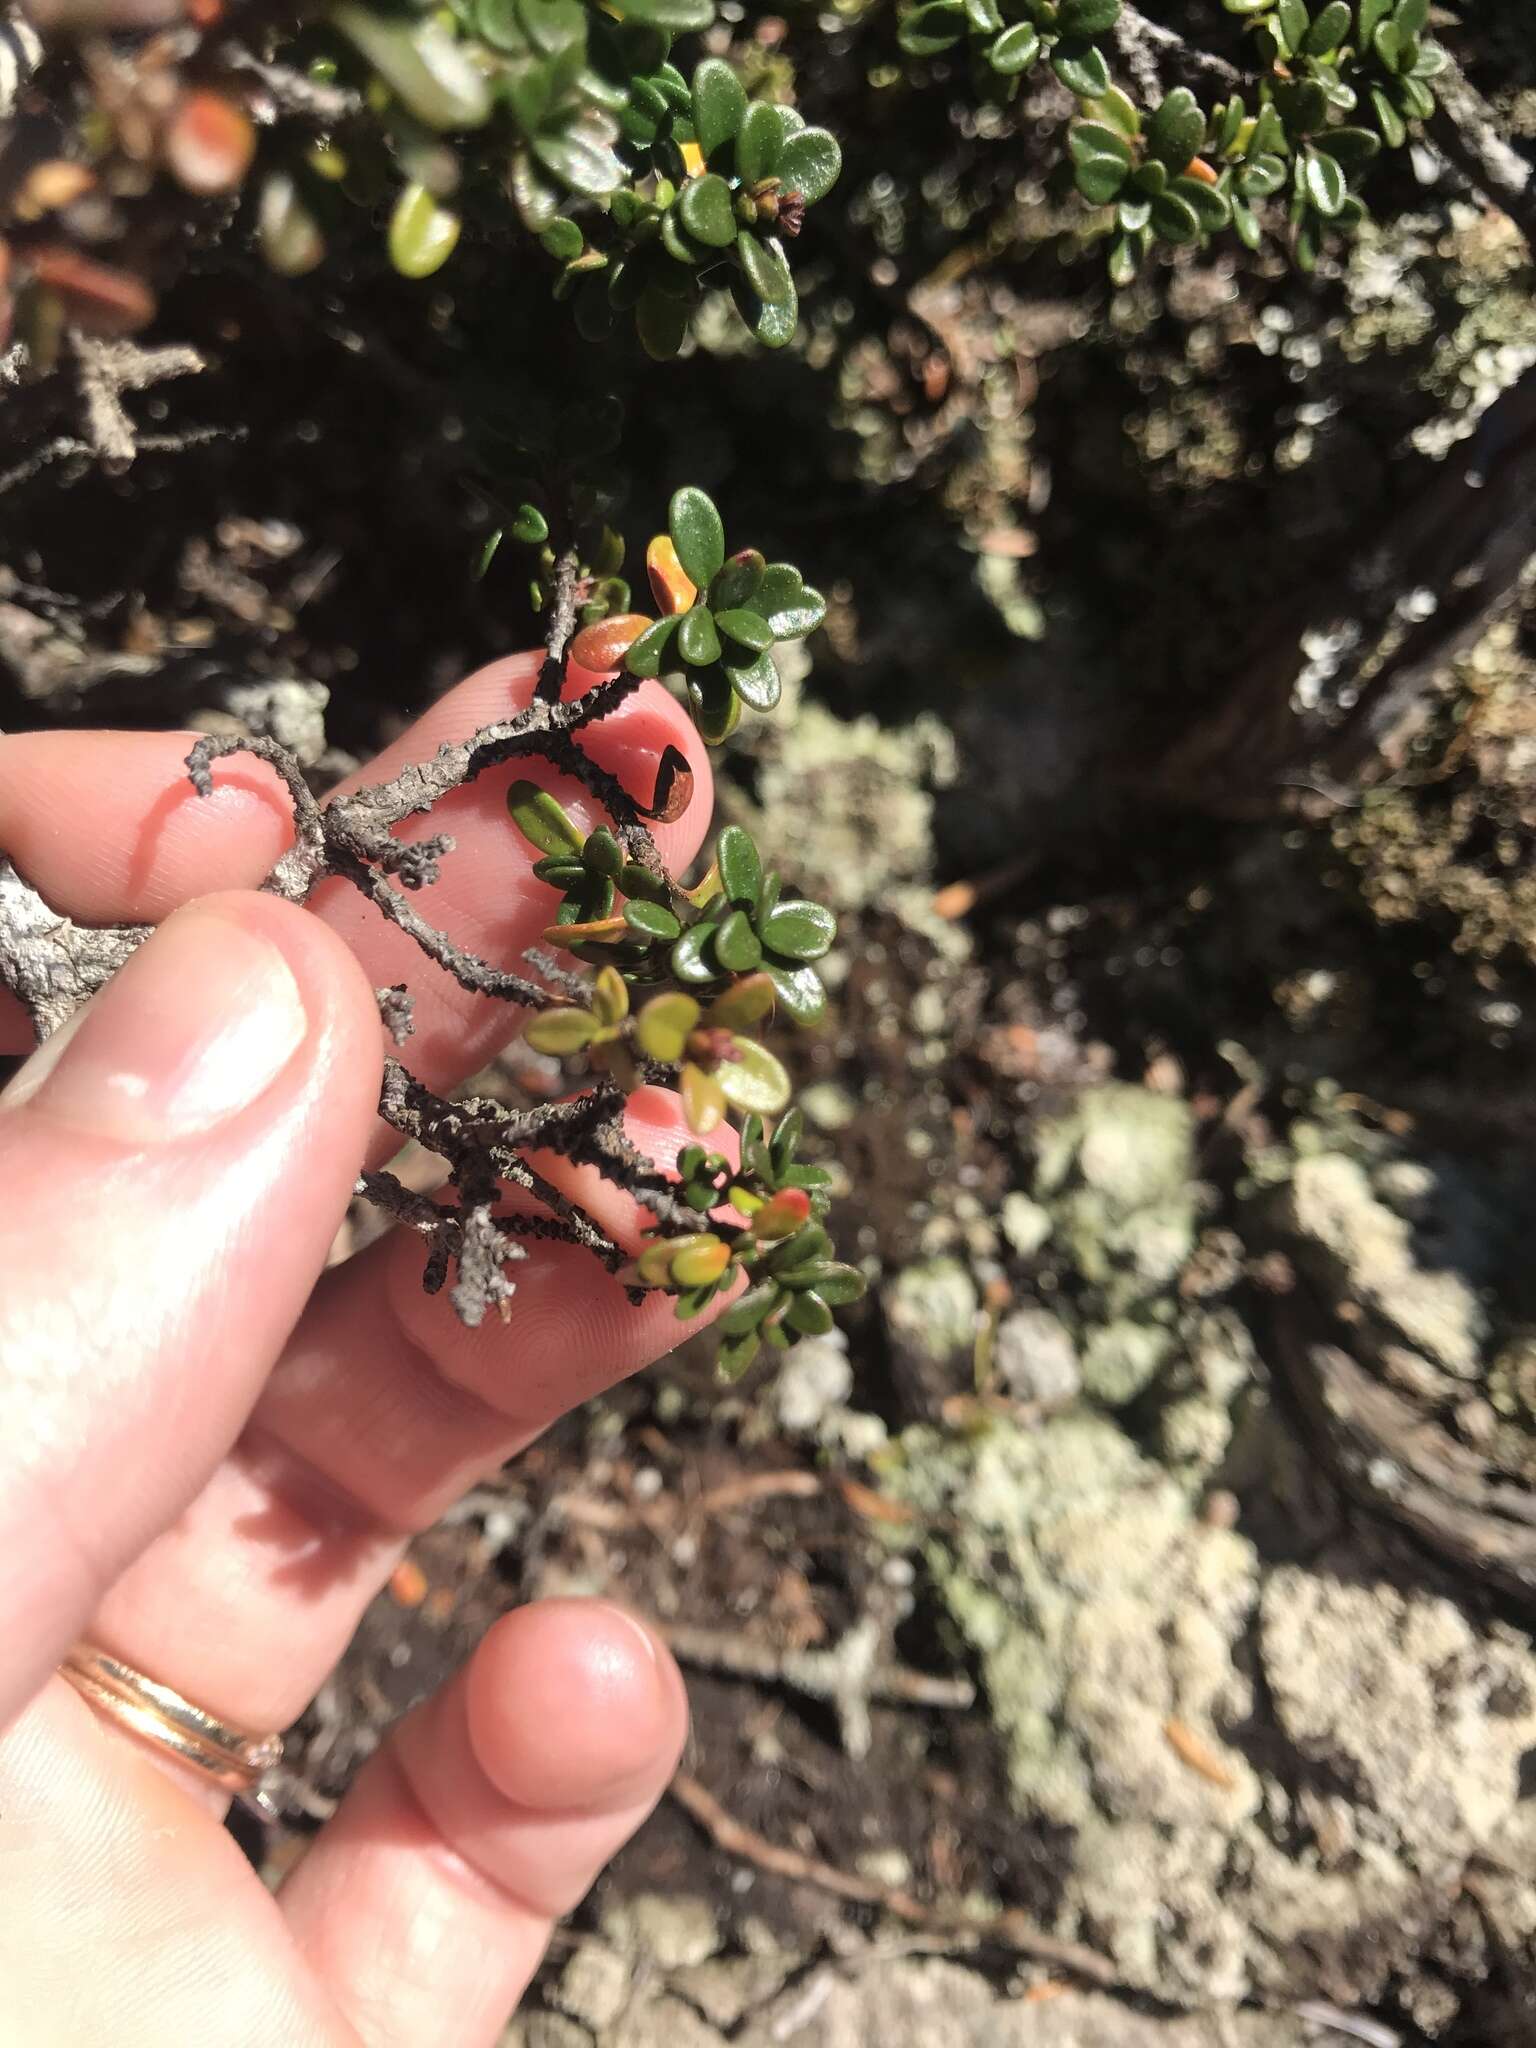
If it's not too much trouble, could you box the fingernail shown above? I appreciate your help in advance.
[0,903,308,1143]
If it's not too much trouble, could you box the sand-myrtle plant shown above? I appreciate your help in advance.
[897,0,1449,278]
[0,481,864,1384]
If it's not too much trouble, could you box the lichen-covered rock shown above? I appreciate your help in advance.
[885,1405,1536,2016]
[992,1306,1079,1406]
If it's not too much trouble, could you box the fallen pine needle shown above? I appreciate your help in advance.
[1162,1716,1238,1790]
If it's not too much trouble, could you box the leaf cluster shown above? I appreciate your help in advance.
[897,0,1448,279]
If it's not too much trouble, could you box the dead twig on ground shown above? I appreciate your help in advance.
[668,1771,1121,1989]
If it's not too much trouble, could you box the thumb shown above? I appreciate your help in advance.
[0,892,383,1729]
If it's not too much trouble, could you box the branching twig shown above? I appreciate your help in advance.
[1115,6,1242,95]
[668,1772,1121,1988]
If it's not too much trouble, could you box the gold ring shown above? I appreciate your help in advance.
[58,1643,284,1805]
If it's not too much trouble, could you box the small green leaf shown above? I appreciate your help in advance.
[1075,152,1130,206]
[736,232,794,307]
[672,923,722,985]
[767,961,826,1027]
[719,1282,780,1337]
[539,216,583,262]
[688,667,742,744]
[332,4,492,129]
[786,1290,833,1335]
[1303,146,1347,216]
[1171,173,1232,230]
[624,613,682,678]
[1276,0,1309,55]
[525,1007,600,1054]
[534,126,626,197]
[678,171,738,248]
[757,564,827,638]
[714,908,763,971]
[1237,153,1287,198]
[718,1035,791,1114]
[714,608,774,652]
[1394,0,1428,29]
[389,181,461,278]
[1304,0,1350,51]
[510,501,549,543]
[635,285,688,360]
[611,0,714,28]
[508,781,585,858]
[761,899,836,962]
[711,549,766,610]
[798,1262,866,1306]
[1370,84,1407,147]
[1093,84,1141,138]
[1107,230,1140,286]
[987,19,1039,72]
[1358,0,1391,34]
[583,827,623,880]
[778,126,842,204]
[725,650,782,711]
[636,990,701,1060]
[1147,85,1206,168]
[691,56,746,163]
[674,606,719,670]
[1150,186,1201,244]
[716,1327,763,1380]
[1232,195,1262,248]
[1058,0,1121,29]
[964,0,1001,31]
[1051,39,1110,98]
[624,899,683,941]
[899,1,968,56]
[669,487,726,587]
[718,824,763,907]
[1070,121,1134,169]
[704,972,775,1030]
[736,99,784,185]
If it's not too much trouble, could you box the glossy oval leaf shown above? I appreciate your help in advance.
[761,899,836,962]
[756,563,827,638]
[1303,146,1347,217]
[717,824,763,908]
[714,908,763,971]
[736,99,784,186]
[624,899,683,941]
[524,1007,600,1054]
[1075,152,1130,206]
[332,4,492,130]
[624,612,682,678]
[1051,38,1110,98]
[718,1035,792,1115]
[677,604,722,666]
[778,126,841,204]
[704,970,775,1030]
[711,548,766,610]
[636,990,701,1061]
[714,607,774,652]
[678,171,737,247]
[1147,85,1205,169]
[987,19,1039,71]
[691,55,746,163]
[508,780,585,858]
[725,649,782,711]
[736,231,794,306]
[899,0,968,56]
[668,486,726,588]
[1150,186,1202,244]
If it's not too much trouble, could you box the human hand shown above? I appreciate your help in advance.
[0,653,718,2045]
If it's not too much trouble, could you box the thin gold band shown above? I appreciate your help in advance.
[59,1643,283,1798]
